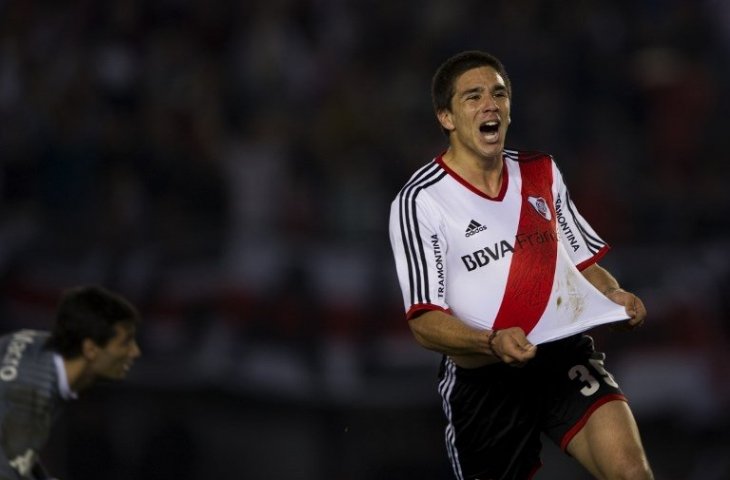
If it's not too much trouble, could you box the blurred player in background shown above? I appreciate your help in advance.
[0,285,141,480]
[389,50,653,479]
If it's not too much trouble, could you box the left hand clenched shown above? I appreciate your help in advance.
[606,288,647,330]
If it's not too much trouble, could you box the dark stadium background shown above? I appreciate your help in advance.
[1,1,728,478]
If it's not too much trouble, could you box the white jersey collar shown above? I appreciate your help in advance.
[53,354,78,400]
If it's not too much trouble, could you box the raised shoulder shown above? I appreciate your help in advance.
[505,149,554,164]
[395,159,448,199]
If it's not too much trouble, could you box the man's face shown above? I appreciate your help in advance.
[438,66,511,160]
[90,323,141,380]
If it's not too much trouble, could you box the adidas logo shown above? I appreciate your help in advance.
[465,219,487,237]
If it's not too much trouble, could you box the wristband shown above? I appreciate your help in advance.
[487,329,499,355]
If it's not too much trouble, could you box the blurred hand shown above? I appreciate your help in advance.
[491,327,537,366]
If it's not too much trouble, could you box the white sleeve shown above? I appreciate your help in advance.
[552,162,609,268]
[389,191,449,318]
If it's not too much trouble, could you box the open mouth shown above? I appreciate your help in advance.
[479,120,500,136]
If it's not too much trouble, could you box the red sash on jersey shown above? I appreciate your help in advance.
[492,155,557,335]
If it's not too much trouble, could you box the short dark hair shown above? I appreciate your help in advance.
[45,285,140,358]
[431,50,511,135]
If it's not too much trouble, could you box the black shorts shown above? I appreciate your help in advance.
[437,334,626,480]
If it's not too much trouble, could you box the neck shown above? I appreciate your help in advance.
[63,357,94,393]
[443,148,504,197]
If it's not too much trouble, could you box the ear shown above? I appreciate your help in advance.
[81,338,100,360]
[437,109,455,133]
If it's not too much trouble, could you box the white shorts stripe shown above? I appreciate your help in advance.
[438,358,465,480]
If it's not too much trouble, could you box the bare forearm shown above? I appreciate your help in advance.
[408,310,492,356]
[409,310,539,366]
[582,262,647,328]
[581,263,620,294]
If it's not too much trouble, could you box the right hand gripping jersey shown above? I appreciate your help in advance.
[389,149,628,344]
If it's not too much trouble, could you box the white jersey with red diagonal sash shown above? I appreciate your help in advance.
[389,149,628,344]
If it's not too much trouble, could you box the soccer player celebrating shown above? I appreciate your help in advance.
[0,285,141,480]
[389,50,653,479]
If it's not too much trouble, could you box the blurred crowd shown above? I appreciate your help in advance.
[0,0,729,415]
